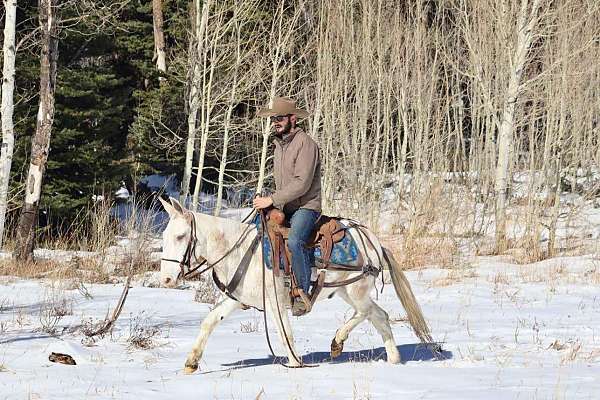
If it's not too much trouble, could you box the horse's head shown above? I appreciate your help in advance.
[159,197,200,288]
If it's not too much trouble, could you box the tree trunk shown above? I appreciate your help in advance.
[152,0,167,78]
[0,0,18,249]
[255,76,278,195]
[214,87,236,217]
[214,28,241,216]
[181,0,210,204]
[191,55,215,210]
[494,0,540,252]
[14,0,59,261]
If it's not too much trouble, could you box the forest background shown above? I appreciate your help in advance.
[0,0,599,261]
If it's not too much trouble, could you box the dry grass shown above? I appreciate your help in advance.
[583,264,600,284]
[430,267,479,287]
[378,180,470,272]
[0,257,115,284]
[0,321,8,335]
[0,195,161,283]
[491,271,510,285]
[239,319,259,333]
[476,236,549,265]
[38,303,65,335]
[126,312,163,350]
[0,259,62,278]
[513,261,599,286]
[193,274,220,304]
[381,235,460,271]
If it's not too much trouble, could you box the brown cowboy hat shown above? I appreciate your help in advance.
[256,97,309,118]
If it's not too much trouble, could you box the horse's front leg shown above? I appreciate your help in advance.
[184,297,241,374]
[267,296,302,367]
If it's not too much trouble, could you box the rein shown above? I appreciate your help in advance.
[258,209,308,368]
[161,209,257,281]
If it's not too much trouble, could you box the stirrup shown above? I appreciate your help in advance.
[291,289,312,316]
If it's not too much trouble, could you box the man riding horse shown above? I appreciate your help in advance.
[158,97,436,369]
[253,97,321,317]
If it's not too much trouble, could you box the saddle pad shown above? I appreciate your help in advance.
[254,215,361,270]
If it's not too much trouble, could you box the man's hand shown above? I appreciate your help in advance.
[253,196,273,209]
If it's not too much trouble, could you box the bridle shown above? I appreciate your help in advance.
[160,213,208,280]
[160,209,257,281]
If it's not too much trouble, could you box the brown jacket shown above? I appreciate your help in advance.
[271,128,322,212]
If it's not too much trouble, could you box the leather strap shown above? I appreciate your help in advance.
[270,230,281,277]
[218,233,261,296]
[309,271,326,306]
[212,269,256,311]
[323,272,369,288]
[279,234,292,276]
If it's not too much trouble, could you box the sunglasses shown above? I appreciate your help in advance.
[270,115,290,123]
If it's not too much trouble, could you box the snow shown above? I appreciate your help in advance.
[1,256,599,399]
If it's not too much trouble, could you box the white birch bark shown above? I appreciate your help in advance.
[0,0,18,249]
[181,0,210,204]
[191,54,215,210]
[214,21,242,216]
[494,0,541,251]
[214,77,238,217]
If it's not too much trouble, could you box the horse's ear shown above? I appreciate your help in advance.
[158,196,178,217]
[169,197,186,215]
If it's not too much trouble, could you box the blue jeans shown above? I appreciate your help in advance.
[286,208,320,293]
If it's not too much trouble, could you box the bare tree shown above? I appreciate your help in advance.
[181,0,211,204]
[151,0,167,78]
[161,0,599,254]
[190,3,235,210]
[213,7,250,216]
[493,0,543,252]
[14,0,59,261]
[0,0,18,249]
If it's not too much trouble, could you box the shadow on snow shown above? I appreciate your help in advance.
[206,343,451,373]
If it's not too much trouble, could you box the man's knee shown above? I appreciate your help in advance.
[287,236,306,252]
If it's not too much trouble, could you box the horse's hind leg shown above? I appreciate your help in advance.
[345,281,401,364]
[184,297,241,374]
[365,298,401,364]
[330,288,368,359]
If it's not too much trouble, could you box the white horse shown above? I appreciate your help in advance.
[159,197,433,373]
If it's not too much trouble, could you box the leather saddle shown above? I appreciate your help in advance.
[266,208,345,266]
[264,208,347,308]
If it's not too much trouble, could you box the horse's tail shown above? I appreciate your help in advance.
[382,247,434,345]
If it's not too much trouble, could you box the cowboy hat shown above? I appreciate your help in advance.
[256,97,309,118]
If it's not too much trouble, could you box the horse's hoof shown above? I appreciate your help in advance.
[330,338,344,359]
[184,364,198,374]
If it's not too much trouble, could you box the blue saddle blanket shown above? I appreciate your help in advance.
[254,215,361,270]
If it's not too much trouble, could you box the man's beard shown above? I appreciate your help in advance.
[274,120,292,136]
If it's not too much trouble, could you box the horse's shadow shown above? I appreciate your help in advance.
[213,343,452,372]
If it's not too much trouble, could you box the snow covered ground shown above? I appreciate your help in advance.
[1,255,599,399]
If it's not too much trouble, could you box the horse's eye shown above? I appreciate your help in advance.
[176,234,186,241]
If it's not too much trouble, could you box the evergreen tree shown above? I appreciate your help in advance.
[7,0,191,227]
